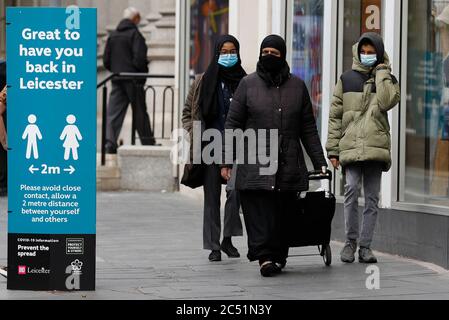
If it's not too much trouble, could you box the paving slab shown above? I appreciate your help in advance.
[1,192,449,300]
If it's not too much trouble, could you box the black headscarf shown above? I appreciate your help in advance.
[257,35,291,87]
[200,35,247,124]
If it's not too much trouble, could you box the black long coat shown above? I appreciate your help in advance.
[223,73,327,192]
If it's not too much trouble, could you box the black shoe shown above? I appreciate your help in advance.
[104,146,117,154]
[220,240,240,258]
[260,262,280,277]
[275,261,287,270]
[208,250,222,262]
[358,247,378,264]
[0,187,7,197]
[144,139,161,147]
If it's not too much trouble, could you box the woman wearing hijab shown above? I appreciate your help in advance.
[182,35,247,262]
[221,35,327,277]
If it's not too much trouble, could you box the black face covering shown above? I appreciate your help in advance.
[257,35,290,87]
[259,54,285,73]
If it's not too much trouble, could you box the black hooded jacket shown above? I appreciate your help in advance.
[103,19,149,75]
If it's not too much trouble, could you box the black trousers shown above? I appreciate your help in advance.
[203,164,243,251]
[240,190,297,264]
[106,81,155,150]
[0,113,6,189]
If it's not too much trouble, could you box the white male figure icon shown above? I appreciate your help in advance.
[60,115,82,161]
[22,114,43,159]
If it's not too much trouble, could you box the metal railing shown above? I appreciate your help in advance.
[97,73,175,166]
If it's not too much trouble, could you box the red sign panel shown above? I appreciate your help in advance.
[361,0,382,34]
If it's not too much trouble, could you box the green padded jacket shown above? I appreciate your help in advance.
[326,33,401,172]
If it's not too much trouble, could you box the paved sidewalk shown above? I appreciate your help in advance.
[1,192,449,300]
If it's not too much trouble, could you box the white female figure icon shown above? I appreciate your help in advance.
[60,115,82,161]
[22,114,42,159]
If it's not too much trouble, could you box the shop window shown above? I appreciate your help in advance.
[292,0,324,132]
[343,0,383,71]
[190,0,229,75]
[402,0,449,207]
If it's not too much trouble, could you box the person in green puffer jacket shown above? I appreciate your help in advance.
[326,32,400,265]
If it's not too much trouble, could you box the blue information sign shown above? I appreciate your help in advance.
[6,7,97,291]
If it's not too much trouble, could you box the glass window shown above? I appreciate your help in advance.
[292,0,324,133]
[343,0,383,71]
[343,0,362,72]
[291,0,324,191]
[402,0,449,207]
[190,0,229,75]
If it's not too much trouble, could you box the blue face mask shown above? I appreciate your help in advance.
[360,54,377,67]
[218,54,239,68]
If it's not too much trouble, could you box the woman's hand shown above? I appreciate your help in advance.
[221,167,232,181]
[330,158,340,170]
[0,133,6,150]
[0,87,6,110]
[0,116,7,150]
[376,63,388,69]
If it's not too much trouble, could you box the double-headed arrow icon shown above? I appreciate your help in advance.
[28,165,76,175]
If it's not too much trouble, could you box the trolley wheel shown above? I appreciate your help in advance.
[321,244,332,266]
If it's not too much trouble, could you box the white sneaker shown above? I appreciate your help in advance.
[0,267,7,278]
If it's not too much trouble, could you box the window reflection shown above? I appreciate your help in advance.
[292,0,324,131]
[292,0,324,191]
[404,0,449,206]
[190,0,229,75]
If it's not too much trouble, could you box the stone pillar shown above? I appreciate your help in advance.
[141,12,162,41]
[147,1,176,76]
[129,0,152,19]
[143,0,176,142]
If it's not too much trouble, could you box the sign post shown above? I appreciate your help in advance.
[6,7,97,291]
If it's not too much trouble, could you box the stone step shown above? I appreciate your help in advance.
[97,165,120,178]
[97,177,121,191]
[155,20,176,29]
[148,47,175,61]
[96,153,118,167]
[96,154,120,191]
[118,145,176,192]
[148,42,175,49]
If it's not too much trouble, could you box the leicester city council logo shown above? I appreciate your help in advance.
[65,259,83,290]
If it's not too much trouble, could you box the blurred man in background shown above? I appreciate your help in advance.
[103,7,157,153]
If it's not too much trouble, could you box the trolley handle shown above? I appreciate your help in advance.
[308,169,332,181]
